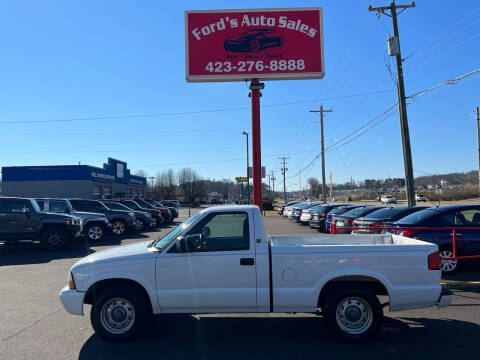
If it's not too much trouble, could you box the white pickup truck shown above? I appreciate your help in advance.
[60,205,452,342]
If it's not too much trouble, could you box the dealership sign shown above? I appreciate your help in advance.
[185,8,324,82]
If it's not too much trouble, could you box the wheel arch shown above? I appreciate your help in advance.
[316,271,391,308]
[83,278,155,315]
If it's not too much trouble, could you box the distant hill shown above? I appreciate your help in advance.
[414,170,477,187]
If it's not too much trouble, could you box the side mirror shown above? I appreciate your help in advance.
[176,236,186,252]
[202,226,211,237]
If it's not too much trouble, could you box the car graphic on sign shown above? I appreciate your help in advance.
[224,29,284,53]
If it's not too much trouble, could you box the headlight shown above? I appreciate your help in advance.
[128,212,135,218]
[145,213,152,218]
[68,272,76,289]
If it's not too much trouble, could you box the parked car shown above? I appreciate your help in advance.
[159,200,180,209]
[333,206,384,234]
[118,199,164,227]
[0,197,81,250]
[309,204,346,232]
[132,198,173,224]
[101,201,154,231]
[60,205,452,342]
[393,205,480,273]
[291,202,321,222]
[325,205,363,232]
[36,198,110,242]
[69,199,136,236]
[416,194,428,202]
[381,195,397,204]
[210,199,223,205]
[352,206,427,234]
[147,199,178,219]
[277,201,299,215]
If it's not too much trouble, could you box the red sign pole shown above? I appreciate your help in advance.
[250,79,264,211]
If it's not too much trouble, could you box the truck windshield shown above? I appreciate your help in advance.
[154,212,201,251]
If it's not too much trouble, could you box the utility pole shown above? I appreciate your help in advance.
[279,157,289,201]
[298,170,302,200]
[310,105,332,203]
[270,170,276,199]
[369,1,416,206]
[477,107,480,194]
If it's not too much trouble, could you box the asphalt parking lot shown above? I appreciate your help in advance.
[1,209,479,360]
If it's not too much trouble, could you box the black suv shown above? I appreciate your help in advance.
[118,199,165,226]
[101,201,155,230]
[0,197,81,250]
[69,199,136,236]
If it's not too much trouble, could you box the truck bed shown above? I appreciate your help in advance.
[268,233,438,253]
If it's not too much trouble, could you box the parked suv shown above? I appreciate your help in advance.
[118,199,165,227]
[0,197,81,250]
[132,198,173,224]
[101,201,154,231]
[69,199,136,236]
[146,199,178,219]
[35,198,110,242]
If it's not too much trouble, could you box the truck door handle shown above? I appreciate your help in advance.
[240,258,254,266]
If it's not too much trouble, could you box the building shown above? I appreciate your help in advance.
[1,158,146,200]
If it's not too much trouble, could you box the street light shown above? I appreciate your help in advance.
[149,176,155,198]
[242,131,250,204]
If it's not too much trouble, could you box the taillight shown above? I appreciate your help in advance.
[346,218,353,224]
[428,251,441,270]
[400,229,417,238]
[322,213,328,218]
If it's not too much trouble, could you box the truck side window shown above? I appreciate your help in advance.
[50,201,69,214]
[184,212,250,252]
[0,199,30,213]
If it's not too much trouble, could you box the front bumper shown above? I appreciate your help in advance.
[436,287,453,308]
[59,285,85,315]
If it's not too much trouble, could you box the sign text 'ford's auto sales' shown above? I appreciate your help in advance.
[185,8,324,82]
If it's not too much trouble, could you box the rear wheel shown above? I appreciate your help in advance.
[323,287,383,342]
[439,248,459,273]
[90,288,147,342]
[40,226,68,250]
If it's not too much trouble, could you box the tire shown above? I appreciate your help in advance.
[111,220,126,236]
[323,287,383,342]
[248,39,261,52]
[85,223,105,242]
[40,226,68,251]
[439,247,459,273]
[133,218,145,231]
[90,288,147,342]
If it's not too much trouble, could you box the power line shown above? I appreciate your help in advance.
[0,89,395,125]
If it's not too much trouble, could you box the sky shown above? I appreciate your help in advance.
[1,0,479,191]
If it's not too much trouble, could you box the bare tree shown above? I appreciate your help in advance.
[155,169,177,199]
[177,168,206,205]
[134,169,148,178]
[307,177,320,199]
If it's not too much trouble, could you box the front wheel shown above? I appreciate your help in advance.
[90,289,147,342]
[111,220,126,236]
[133,218,145,231]
[85,224,105,242]
[40,226,68,251]
[323,288,383,342]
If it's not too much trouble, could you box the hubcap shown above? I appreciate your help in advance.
[336,297,373,335]
[134,219,144,230]
[88,226,103,240]
[100,297,135,334]
[150,218,157,227]
[112,222,125,235]
[439,250,458,272]
[47,232,63,248]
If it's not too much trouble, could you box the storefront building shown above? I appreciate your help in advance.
[1,158,146,199]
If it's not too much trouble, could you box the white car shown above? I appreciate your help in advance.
[60,205,451,342]
[415,194,428,202]
[381,195,397,204]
